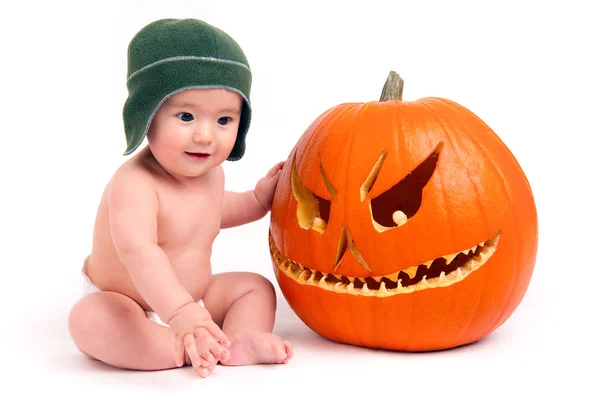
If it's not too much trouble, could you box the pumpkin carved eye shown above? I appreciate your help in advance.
[291,155,335,234]
[364,142,443,232]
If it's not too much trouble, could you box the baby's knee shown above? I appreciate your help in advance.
[245,273,276,298]
[257,274,276,293]
[68,295,96,344]
[68,292,139,340]
[69,294,107,338]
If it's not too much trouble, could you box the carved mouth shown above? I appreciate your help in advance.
[269,231,500,296]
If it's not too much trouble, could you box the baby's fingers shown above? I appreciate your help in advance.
[266,161,285,178]
[183,333,202,369]
[210,341,230,362]
[205,322,230,347]
[201,333,229,362]
[201,351,215,366]
[174,335,185,367]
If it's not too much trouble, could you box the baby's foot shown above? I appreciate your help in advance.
[221,330,293,366]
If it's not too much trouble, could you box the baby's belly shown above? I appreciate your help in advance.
[87,249,211,311]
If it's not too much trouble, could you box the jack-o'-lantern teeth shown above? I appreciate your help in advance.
[269,231,500,296]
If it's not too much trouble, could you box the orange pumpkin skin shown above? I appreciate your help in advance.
[269,77,538,351]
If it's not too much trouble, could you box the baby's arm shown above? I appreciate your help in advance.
[221,161,284,228]
[108,170,195,320]
[221,190,267,228]
[108,169,229,373]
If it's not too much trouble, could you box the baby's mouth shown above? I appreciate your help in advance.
[186,152,210,158]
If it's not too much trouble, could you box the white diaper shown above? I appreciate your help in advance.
[81,257,204,327]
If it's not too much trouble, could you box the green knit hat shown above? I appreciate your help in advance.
[122,18,252,160]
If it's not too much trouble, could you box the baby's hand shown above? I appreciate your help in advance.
[167,302,230,377]
[254,161,285,211]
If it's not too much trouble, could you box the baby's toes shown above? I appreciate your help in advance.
[272,340,291,364]
[282,340,294,364]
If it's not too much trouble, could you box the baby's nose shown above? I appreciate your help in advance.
[193,125,214,144]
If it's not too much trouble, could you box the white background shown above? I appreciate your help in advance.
[1,0,598,417]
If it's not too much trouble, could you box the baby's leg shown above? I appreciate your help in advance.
[203,272,293,366]
[69,291,183,371]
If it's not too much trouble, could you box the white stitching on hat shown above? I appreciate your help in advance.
[127,56,250,81]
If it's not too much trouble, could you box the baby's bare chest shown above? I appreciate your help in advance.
[156,185,223,249]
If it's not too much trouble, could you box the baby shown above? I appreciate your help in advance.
[68,18,293,378]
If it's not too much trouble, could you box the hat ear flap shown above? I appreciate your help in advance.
[227,101,251,161]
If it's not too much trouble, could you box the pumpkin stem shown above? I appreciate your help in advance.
[379,71,404,102]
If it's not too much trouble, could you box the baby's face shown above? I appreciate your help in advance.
[147,88,242,179]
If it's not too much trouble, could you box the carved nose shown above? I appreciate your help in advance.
[334,226,371,272]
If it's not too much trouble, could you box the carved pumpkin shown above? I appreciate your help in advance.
[269,72,538,351]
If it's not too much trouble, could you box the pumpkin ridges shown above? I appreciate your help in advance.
[396,105,421,268]
[460,101,535,342]
[365,102,434,198]
[489,250,536,333]
[422,99,508,346]
[415,101,465,280]
[346,294,363,347]
[281,104,353,272]
[437,98,534,340]
[316,275,346,343]
[407,102,456,347]
[277,265,504,351]
[450,106,518,341]
[322,103,384,277]
[445,278,485,348]
[434,99,519,348]
[475,149,536,334]
[407,103,448,269]
[359,102,446,271]
[304,103,363,273]
[341,103,370,239]
[424,144,468,342]
[487,238,537,336]
[296,104,356,202]
[423,100,496,346]
[358,102,419,268]
[277,271,327,341]
[403,293,417,350]
[449,267,488,348]
[284,283,326,340]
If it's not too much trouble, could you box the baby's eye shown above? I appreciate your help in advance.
[217,117,232,126]
[177,112,194,122]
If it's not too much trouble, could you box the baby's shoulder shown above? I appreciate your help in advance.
[113,153,158,182]
[107,157,158,199]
